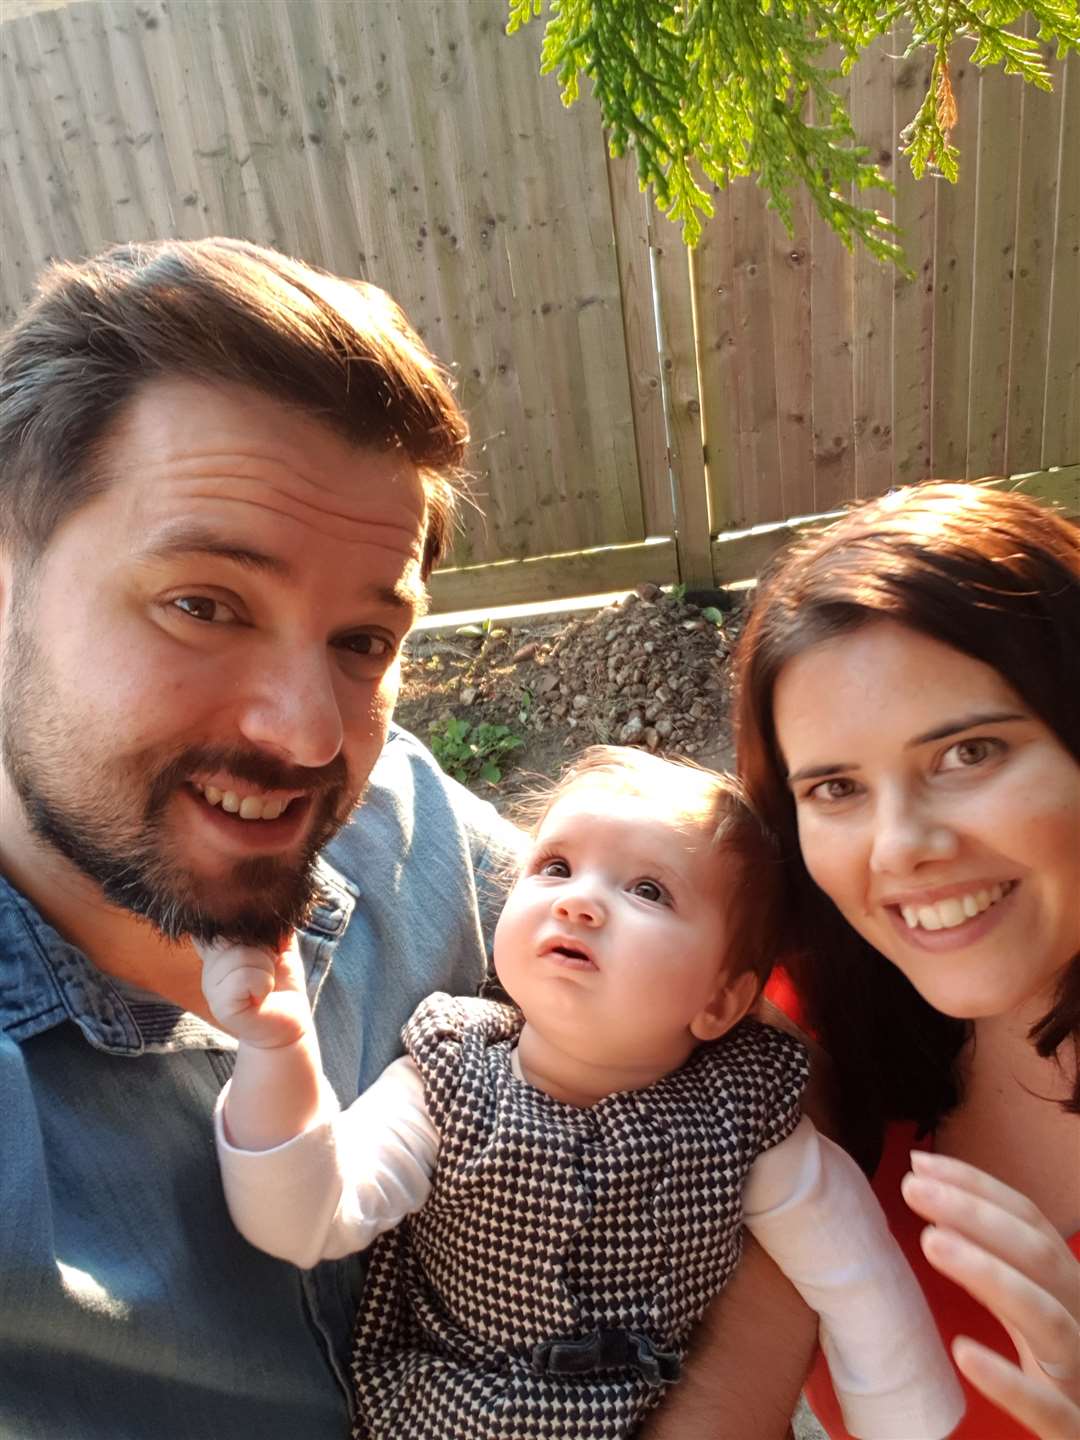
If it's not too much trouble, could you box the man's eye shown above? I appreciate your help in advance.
[631,879,667,904]
[172,596,237,624]
[337,633,394,659]
[538,858,570,878]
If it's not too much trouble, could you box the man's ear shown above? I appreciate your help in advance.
[690,970,759,1042]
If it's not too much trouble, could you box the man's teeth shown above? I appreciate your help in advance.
[900,883,1012,932]
[194,783,288,821]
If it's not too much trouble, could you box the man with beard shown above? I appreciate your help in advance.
[0,238,521,1438]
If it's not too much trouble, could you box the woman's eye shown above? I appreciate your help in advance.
[171,596,237,624]
[538,858,570,878]
[631,879,667,904]
[940,737,1004,771]
[806,777,859,804]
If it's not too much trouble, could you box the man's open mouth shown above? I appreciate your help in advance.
[188,779,304,823]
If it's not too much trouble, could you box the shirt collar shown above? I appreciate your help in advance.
[0,856,357,1055]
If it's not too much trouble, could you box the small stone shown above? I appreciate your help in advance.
[460,686,476,706]
[682,619,707,632]
[644,727,660,751]
[643,640,656,654]
[634,582,662,602]
[572,693,589,713]
[511,641,540,664]
[618,714,645,744]
[654,717,674,738]
[653,686,672,706]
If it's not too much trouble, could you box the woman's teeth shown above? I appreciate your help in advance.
[899,882,1013,932]
[192,783,289,822]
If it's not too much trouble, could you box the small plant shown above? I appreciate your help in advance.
[666,582,688,605]
[430,716,525,787]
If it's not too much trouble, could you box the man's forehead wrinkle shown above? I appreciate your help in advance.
[179,487,425,548]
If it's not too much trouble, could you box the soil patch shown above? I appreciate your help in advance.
[397,586,744,810]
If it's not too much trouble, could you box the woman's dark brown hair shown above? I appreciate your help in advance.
[0,237,468,577]
[733,482,1080,1160]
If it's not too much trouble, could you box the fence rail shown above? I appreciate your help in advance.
[2,1,1077,609]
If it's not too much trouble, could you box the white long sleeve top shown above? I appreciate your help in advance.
[216,1053,964,1440]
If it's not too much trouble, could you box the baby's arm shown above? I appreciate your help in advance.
[743,1116,966,1440]
[199,940,439,1268]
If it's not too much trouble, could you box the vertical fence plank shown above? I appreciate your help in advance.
[851,34,896,498]
[891,32,936,486]
[607,150,672,536]
[767,184,815,518]
[965,58,1024,476]
[651,216,713,585]
[1005,36,1065,474]
[694,186,740,530]
[1042,51,1079,467]
[729,177,784,522]
[930,38,979,478]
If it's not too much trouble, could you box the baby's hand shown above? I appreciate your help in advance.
[197,935,314,1050]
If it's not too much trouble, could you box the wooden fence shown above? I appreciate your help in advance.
[2,0,1078,608]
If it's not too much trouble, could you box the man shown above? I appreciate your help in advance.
[0,239,813,1439]
[0,238,523,1437]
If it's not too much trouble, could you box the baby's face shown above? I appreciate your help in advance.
[493,781,734,1075]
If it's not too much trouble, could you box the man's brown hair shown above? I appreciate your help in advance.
[0,237,468,576]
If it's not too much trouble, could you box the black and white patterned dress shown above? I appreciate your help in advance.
[350,993,808,1440]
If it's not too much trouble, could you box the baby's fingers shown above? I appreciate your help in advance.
[918,1225,1080,1385]
[953,1337,1080,1440]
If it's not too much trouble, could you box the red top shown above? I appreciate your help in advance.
[763,972,1080,1439]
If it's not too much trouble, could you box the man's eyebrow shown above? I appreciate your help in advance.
[142,525,290,577]
[785,711,1027,785]
[141,523,426,615]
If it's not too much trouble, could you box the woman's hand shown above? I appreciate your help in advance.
[902,1150,1080,1440]
[197,934,314,1050]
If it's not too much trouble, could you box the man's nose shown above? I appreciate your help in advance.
[552,884,606,927]
[869,790,958,876]
[234,646,345,770]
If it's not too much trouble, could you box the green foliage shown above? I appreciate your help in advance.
[700,605,725,626]
[430,715,525,787]
[506,0,1079,264]
[666,581,688,603]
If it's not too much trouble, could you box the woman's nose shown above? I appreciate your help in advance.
[235,647,345,770]
[553,885,605,927]
[869,791,958,876]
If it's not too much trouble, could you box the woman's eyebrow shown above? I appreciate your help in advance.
[786,761,856,785]
[906,711,1026,746]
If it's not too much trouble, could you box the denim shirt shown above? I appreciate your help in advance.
[0,728,519,1440]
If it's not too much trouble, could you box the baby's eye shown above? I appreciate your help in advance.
[538,858,570,878]
[631,879,668,904]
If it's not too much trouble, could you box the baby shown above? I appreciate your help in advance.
[201,746,964,1440]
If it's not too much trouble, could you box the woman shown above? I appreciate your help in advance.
[734,482,1080,1440]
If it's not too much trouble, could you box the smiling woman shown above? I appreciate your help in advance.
[734,482,1080,1440]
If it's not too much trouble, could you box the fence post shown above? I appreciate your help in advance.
[649,207,715,588]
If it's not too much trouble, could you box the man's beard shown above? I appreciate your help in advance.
[0,620,360,949]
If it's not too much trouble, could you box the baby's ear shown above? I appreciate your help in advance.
[690,970,758,1042]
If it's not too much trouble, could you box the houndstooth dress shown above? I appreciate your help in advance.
[350,993,808,1440]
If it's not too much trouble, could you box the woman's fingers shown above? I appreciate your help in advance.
[903,1159,1078,1321]
[910,1151,1052,1229]
[916,1223,1080,1383]
[952,1337,1080,1440]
